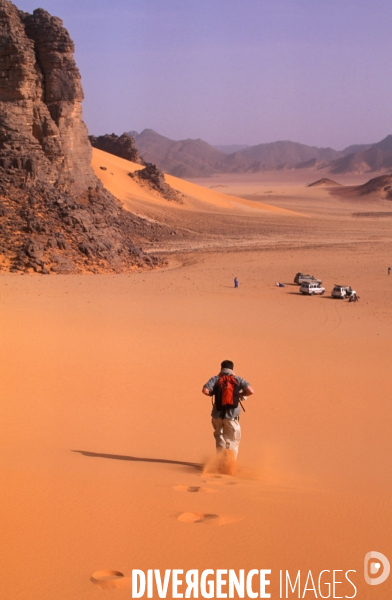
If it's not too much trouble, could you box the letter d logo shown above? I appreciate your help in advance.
[364,551,390,585]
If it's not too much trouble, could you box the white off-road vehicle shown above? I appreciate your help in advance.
[300,282,326,295]
[331,285,355,299]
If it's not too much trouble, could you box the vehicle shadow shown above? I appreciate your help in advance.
[72,450,203,472]
[286,292,339,299]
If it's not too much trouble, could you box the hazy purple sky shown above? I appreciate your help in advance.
[16,0,392,149]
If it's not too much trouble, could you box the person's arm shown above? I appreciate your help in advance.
[242,385,254,397]
[202,376,216,396]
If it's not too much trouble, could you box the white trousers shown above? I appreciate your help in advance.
[211,417,241,458]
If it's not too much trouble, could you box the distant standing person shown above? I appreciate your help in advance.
[202,360,254,460]
[234,277,239,288]
[388,266,391,275]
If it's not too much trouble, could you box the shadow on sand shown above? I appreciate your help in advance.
[72,450,203,471]
[286,292,338,299]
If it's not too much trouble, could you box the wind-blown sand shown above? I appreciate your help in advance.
[1,164,392,599]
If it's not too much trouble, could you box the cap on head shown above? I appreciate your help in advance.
[221,360,234,370]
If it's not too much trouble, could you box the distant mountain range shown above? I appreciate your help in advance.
[125,129,392,178]
[213,144,250,154]
[326,136,392,174]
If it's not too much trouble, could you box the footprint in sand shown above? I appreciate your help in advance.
[201,474,238,486]
[90,570,132,590]
[173,485,216,493]
[176,512,243,526]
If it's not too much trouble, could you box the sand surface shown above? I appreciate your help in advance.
[1,166,392,599]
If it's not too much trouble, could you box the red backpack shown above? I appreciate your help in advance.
[213,374,240,411]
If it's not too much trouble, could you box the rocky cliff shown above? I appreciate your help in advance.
[0,0,164,273]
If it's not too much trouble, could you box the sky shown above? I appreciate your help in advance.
[15,0,392,149]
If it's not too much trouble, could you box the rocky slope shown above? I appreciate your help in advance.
[326,135,392,174]
[0,0,164,273]
[0,184,165,273]
[352,175,392,199]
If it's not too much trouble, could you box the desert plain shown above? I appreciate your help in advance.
[1,153,392,599]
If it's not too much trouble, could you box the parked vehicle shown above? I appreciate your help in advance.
[294,272,322,285]
[331,285,355,299]
[300,282,326,295]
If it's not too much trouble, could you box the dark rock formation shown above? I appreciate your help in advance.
[0,0,165,273]
[352,174,392,200]
[129,163,184,203]
[89,133,145,165]
[307,178,342,187]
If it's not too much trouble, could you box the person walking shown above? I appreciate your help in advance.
[388,266,391,276]
[234,277,239,288]
[202,360,254,460]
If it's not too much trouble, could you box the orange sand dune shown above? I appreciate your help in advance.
[92,148,299,216]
